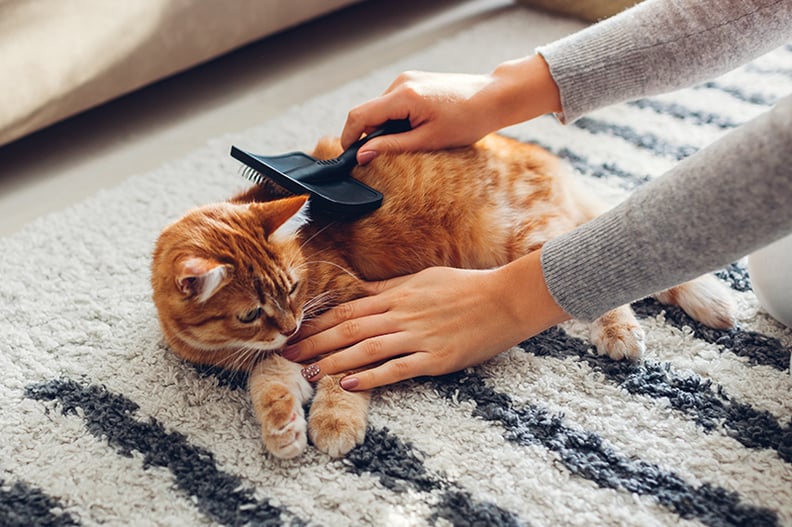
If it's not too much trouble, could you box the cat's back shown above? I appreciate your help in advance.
[303,134,584,279]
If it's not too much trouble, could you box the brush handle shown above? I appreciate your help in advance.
[347,118,412,151]
[300,119,412,183]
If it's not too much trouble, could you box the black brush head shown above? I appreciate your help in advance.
[230,147,382,215]
[230,119,410,217]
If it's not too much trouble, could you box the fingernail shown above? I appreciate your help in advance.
[301,364,320,380]
[358,150,378,165]
[339,376,359,390]
[281,345,299,361]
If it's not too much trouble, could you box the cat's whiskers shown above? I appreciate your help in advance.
[302,290,338,318]
[298,259,360,282]
[167,327,231,360]
[223,344,265,373]
[298,222,336,252]
[288,246,333,271]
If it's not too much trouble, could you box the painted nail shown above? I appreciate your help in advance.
[358,150,378,165]
[280,345,299,361]
[339,376,359,391]
[301,364,320,380]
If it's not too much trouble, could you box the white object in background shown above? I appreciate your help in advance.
[748,232,792,329]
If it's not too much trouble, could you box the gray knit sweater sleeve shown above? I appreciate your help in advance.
[537,0,792,123]
[534,0,792,322]
[541,96,792,321]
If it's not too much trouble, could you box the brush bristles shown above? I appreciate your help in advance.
[238,165,265,184]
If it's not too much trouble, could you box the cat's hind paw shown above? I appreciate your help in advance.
[655,274,736,330]
[590,306,646,360]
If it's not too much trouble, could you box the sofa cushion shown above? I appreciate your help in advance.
[0,0,360,146]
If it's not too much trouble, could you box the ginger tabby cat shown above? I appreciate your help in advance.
[151,133,735,459]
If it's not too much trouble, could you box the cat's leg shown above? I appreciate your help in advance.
[654,274,736,329]
[248,354,313,459]
[589,305,646,360]
[307,375,370,458]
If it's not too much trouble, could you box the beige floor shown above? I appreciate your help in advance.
[0,0,514,237]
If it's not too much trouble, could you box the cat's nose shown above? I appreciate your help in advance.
[278,319,299,338]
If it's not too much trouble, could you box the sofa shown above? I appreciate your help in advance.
[0,0,362,147]
[0,0,642,148]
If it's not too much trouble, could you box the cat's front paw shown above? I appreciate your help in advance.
[256,383,308,459]
[590,306,645,360]
[308,410,366,458]
[308,376,370,458]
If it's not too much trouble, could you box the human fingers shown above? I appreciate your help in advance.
[298,331,417,384]
[291,274,411,343]
[358,128,441,164]
[359,274,414,295]
[292,291,384,343]
[337,353,437,391]
[340,70,428,148]
[284,311,394,363]
[341,93,414,151]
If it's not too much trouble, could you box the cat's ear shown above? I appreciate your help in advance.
[176,257,233,302]
[252,196,310,241]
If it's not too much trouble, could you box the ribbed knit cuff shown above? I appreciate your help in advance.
[536,15,641,124]
[540,208,652,322]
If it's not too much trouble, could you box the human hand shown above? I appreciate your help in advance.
[341,71,498,163]
[341,55,561,164]
[281,253,569,391]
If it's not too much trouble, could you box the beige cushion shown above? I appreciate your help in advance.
[513,0,640,22]
[0,0,360,146]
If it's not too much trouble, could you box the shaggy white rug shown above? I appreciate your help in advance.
[2,4,791,527]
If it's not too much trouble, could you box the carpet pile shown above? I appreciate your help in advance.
[1,4,790,526]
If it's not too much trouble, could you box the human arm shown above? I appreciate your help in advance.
[286,94,792,390]
[538,0,792,123]
[283,251,570,390]
[341,54,561,163]
[542,94,792,319]
[344,0,792,160]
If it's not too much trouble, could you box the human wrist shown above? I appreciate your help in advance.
[488,54,562,130]
[495,249,570,339]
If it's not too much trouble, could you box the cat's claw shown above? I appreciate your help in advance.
[261,412,308,459]
[264,411,308,459]
[253,382,309,459]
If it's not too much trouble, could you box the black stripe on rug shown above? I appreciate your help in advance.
[628,99,741,128]
[696,82,779,107]
[715,262,753,293]
[552,146,652,190]
[345,427,526,526]
[521,327,792,463]
[193,363,249,391]
[0,479,80,527]
[745,63,792,79]
[572,117,699,160]
[432,371,779,527]
[632,297,790,371]
[510,133,654,190]
[24,379,304,527]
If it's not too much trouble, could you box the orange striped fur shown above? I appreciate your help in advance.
[151,134,735,458]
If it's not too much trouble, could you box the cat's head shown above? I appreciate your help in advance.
[151,195,309,371]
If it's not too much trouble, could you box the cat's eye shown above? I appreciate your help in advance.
[238,307,263,324]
